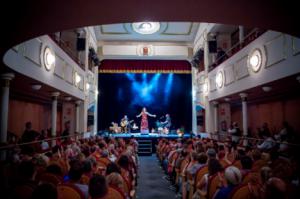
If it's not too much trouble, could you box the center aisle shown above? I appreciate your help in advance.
[136,155,176,199]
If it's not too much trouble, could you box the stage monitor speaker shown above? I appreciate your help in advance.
[77,38,86,51]
[208,40,217,53]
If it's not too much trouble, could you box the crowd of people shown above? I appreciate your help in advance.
[0,135,139,199]
[157,131,300,199]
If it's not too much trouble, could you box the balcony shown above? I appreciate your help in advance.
[209,28,266,71]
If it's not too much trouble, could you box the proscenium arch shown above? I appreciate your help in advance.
[1,0,299,61]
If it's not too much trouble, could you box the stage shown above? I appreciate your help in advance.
[104,132,192,139]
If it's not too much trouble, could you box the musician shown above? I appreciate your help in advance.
[120,115,130,133]
[136,107,156,133]
[161,114,172,129]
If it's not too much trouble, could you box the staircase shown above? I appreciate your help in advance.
[138,140,152,156]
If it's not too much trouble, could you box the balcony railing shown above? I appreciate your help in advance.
[209,28,266,71]
[48,33,85,69]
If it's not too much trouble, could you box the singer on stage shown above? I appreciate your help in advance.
[136,107,156,133]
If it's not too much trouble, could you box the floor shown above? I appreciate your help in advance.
[136,155,177,199]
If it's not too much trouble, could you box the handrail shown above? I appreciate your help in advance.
[0,132,89,151]
[208,28,266,72]
[204,131,300,147]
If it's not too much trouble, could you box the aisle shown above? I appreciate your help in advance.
[136,155,176,199]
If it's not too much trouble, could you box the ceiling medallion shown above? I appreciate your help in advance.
[132,22,160,35]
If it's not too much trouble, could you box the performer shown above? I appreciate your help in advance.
[136,107,156,133]
[120,115,130,133]
[161,114,172,129]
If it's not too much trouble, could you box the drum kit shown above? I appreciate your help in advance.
[156,120,169,134]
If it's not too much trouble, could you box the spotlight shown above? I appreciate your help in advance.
[224,97,231,102]
[64,96,72,101]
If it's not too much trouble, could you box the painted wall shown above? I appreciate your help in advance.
[8,99,62,138]
[231,96,300,135]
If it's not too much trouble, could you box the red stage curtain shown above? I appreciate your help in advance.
[98,60,191,74]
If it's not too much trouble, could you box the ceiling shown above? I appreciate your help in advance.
[1,0,299,62]
[94,22,199,43]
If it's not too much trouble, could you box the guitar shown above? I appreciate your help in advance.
[120,120,134,127]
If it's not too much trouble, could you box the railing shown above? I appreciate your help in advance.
[208,28,266,72]
[48,33,85,69]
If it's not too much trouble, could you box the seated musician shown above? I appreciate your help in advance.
[120,115,130,133]
[161,114,171,133]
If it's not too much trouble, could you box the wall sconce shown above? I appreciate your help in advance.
[75,72,81,86]
[43,47,55,71]
[31,84,42,90]
[262,86,272,92]
[248,49,262,73]
[86,83,90,91]
[215,70,224,88]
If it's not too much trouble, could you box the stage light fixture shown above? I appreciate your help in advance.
[64,96,72,101]
[31,84,42,90]
[43,47,55,71]
[262,86,272,92]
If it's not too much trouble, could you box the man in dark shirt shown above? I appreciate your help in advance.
[216,47,228,64]
[21,122,38,143]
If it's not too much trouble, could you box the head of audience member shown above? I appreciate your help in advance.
[117,155,130,170]
[31,183,58,199]
[261,167,273,185]
[197,152,208,165]
[252,149,262,161]
[208,159,223,176]
[46,164,62,176]
[106,172,124,191]
[106,162,121,175]
[240,155,253,170]
[264,177,287,199]
[25,122,32,131]
[18,160,36,182]
[82,159,93,175]
[196,142,205,153]
[89,174,108,199]
[206,148,216,159]
[68,160,84,183]
[224,166,242,186]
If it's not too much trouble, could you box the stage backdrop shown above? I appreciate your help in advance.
[98,73,192,132]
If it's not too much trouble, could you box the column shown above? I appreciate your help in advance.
[212,101,219,133]
[239,93,248,145]
[0,73,14,160]
[75,100,81,133]
[239,26,245,45]
[51,92,60,146]
[93,66,99,136]
[191,68,197,135]
[204,32,213,135]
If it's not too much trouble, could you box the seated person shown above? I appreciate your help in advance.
[89,174,108,199]
[68,160,89,199]
[31,183,58,199]
[213,166,242,199]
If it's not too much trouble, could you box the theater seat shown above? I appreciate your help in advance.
[207,173,221,199]
[57,183,85,199]
[229,184,251,199]
[106,186,126,199]
[38,173,63,186]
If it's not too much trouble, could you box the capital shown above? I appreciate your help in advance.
[239,93,248,101]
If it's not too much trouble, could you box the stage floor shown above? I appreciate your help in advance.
[104,132,192,139]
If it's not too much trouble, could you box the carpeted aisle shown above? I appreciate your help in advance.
[136,155,176,199]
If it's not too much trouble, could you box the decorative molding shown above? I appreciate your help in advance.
[24,39,42,67]
[264,33,286,68]
[292,36,300,56]
[224,64,235,86]
[234,55,249,80]
[100,24,130,35]
[54,55,65,79]
[209,74,217,92]
[161,22,194,36]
